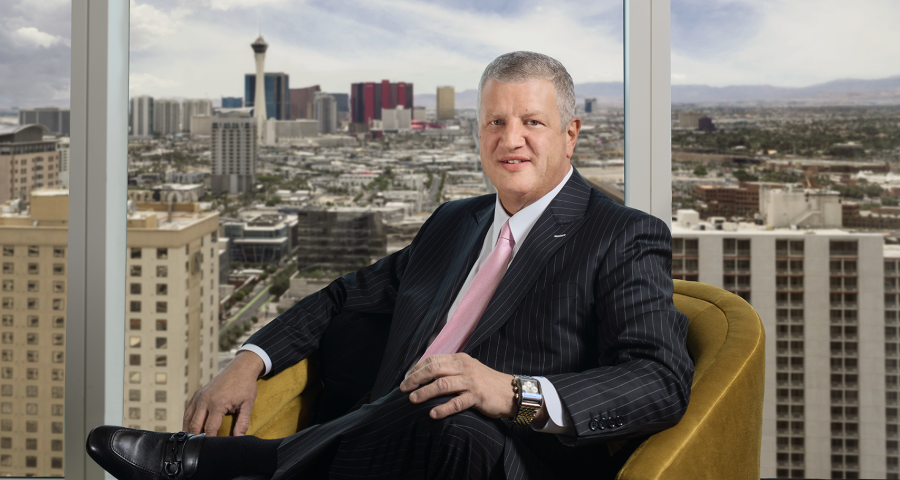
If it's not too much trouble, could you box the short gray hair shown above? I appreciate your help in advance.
[476,51,575,132]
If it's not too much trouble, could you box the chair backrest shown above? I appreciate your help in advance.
[616,280,765,480]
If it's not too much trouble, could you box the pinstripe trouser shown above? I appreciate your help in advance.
[270,387,564,480]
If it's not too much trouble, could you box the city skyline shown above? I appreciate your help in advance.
[5,0,900,110]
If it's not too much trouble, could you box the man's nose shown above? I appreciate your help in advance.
[500,121,527,150]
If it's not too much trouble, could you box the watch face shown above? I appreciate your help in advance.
[522,379,539,394]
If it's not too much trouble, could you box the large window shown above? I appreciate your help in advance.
[0,1,72,476]
[670,1,900,478]
[124,0,626,433]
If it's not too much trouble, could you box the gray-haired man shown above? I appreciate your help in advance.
[87,51,692,480]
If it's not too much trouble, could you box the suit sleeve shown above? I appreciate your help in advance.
[245,204,445,377]
[544,214,693,446]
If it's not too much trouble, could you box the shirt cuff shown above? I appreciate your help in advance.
[531,376,575,435]
[237,344,272,376]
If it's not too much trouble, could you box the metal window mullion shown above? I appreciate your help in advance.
[67,1,129,479]
[625,0,672,227]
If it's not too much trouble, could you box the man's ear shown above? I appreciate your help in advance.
[566,117,582,158]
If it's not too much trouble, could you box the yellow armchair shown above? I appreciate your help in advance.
[219,280,765,479]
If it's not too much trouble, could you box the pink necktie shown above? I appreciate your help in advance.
[419,220,515,363]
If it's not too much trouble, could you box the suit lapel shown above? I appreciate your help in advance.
[396,200,494,372]
[463,169,593,354]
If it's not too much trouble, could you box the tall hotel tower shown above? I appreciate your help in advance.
[251,35,268,145]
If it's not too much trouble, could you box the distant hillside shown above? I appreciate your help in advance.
[672,75,900,104]
[414,75,900,108]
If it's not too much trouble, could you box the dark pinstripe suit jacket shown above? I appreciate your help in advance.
[248,168,693,446]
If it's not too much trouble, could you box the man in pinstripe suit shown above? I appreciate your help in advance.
[88,52,693,480]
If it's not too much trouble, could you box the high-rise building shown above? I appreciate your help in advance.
[130,96,154,137]
[436,86,455,120]
[222,214,297,264]
[0,190,220,476]
[122,201,220,433]
[350,80,414,126]
[17,108,70,136]
[678,111,704,130]
[288,85,321,120]
[314,93,337,134]
[57,137,69,189]
[210,111,256,195]
[221,97,243,109]
[380,107,411,131]
[0,190,70,477]
[295,208,387,271]
[329,93,350,123]
[153,99,181,136]
[0,125,60,203]
[584,98,598,113]
[181,99,213,134]
[671,199,889,479]
[245,72,290,122]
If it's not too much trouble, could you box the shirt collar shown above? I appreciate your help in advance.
[491,165,574,247]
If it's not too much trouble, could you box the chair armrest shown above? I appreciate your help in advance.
[217,357,322,439]
[616,282,765,480]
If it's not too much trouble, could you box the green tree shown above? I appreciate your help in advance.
[693,166,708,177]
[881,196,899,207]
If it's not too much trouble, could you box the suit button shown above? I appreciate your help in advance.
[599,420,606,430]
[589,420,599,431]
[617,416,623,426]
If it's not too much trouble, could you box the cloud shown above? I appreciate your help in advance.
[15,26,69,48]
[672,0,900,86]
[125,0,624,101]
[129,73,180,96]
[130,0,182,51]
[203,0,296,11]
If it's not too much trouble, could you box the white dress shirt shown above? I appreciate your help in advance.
[242,166,576,435]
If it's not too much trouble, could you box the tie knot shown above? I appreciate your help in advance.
[498,220,514,246]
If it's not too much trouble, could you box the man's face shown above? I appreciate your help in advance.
[478,78,580,214]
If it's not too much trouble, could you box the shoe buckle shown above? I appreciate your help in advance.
[164,461,181,476]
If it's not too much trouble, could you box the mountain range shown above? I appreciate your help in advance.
[414,75,900,108]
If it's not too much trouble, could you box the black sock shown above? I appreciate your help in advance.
[193,435,280,479]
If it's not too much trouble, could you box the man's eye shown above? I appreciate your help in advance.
[489,120,502,125]
[527,120,541,126]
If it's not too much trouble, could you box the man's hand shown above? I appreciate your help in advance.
[399,353,517,420]
[182,350,264,436]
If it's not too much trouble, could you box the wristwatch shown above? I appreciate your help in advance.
[510,375,543,426]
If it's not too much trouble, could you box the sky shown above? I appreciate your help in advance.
[1,0,899,108]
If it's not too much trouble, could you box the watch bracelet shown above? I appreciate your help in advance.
[509,375,539,426]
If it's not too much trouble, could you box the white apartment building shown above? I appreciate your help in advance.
[380,107,411,131]
[153,99,181,136]
[181,99,213,133]
[672,203,890,479]
[0,192,218,476]
[123,201,220,433]
[314,93,337,135]
[130,96,154,137]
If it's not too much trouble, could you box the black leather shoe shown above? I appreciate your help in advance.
[86,426,206,479]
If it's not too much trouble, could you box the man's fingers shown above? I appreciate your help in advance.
[409,375,466,403]
[430,393,476,419]
[203,404,227,436]
[182,403,196,432]
[187,405,210,435]
[401,356,462,391]
[233,399,255,437]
